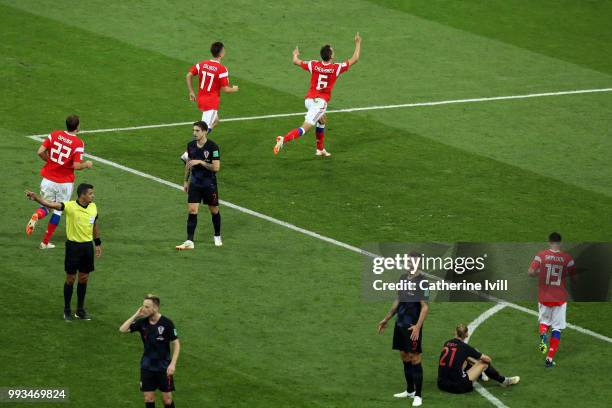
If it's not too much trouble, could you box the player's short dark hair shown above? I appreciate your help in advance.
[76,183,94,197]
[66,115,80,132]
[320,45,333,62]
[211,41,224,57]
[549,232,562,243]
[145,294,161,308]
[193,121,208,132]
[456,323,468,339]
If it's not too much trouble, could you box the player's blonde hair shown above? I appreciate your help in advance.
[456,323,469,339]
[144,294,160,308]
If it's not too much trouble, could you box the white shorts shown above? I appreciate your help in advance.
[201,110,219,129]
[40,178,73,211]
[304,98,327,126]
[538,302,567,331]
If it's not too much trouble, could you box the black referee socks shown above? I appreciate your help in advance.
[187,213,197,241]
[212,212,221,236]
[76,282,87,310]
[63,283,73,310]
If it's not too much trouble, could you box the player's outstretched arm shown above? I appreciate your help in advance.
[292,46,303,66]
[119,307,145,332]
[348,32,361,66]
[186,72,196,102]
[25,191,62,210]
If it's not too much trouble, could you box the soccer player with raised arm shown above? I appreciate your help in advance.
[273,32,361,157]
[377,261,428,407]
[26,184,101,320]
[25,115,93,249]
[176,121,222,250]
[182,41,238,162]
[437,324,519,394]
[528,232,575,368]
[120,294,180,408]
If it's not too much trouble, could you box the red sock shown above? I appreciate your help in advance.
[539,323,549,336]
[34,208,48,219]
[316,129,325,150]
[42,222,58,245]
[283,128,303,143]
[547,336,560,360]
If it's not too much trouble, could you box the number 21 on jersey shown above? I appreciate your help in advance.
[439,346,457,366]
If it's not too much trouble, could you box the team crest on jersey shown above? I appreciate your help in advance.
[158,326,165,335]
[204,150,209,159]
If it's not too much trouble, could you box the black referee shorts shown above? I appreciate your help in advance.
[437,377,474,394]
[140,369,175,392]
[65,241,94,274]
[188,182,218,206]
[392,324,422,353]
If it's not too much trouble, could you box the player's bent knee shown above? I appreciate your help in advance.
[78,273,89,284]
[209,205,219,214]
[65,275,76,285]
[143,392,156,403]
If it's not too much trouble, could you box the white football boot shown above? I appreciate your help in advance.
[175,240,194,250]
[214,236,223,247]
[393,390,415,398]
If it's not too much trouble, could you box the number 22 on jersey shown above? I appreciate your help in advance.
[49,141,72,165]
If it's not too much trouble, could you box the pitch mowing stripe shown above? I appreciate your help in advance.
[25,87,612,137]
[467,304,510,408]
[25,135,612,346]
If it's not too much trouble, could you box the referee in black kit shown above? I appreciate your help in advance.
[176,121,222,250]
[120,294,181,408]
[26,184,101,321]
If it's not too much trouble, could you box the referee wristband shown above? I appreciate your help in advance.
[94,238,102,246]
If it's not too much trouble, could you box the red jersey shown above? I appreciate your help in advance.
[189,60,229,111]
[530,249,575,306]
[40,130,84,183]
[299,60,350,102]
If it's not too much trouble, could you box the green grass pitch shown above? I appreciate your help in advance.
[1,1,612,407]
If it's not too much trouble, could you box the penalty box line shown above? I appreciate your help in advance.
[24,135,612,346]
[25,87,612,138]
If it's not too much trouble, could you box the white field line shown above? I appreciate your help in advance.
[25,132,612,345]
[26,87,612,137]
[467,304,510,408]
